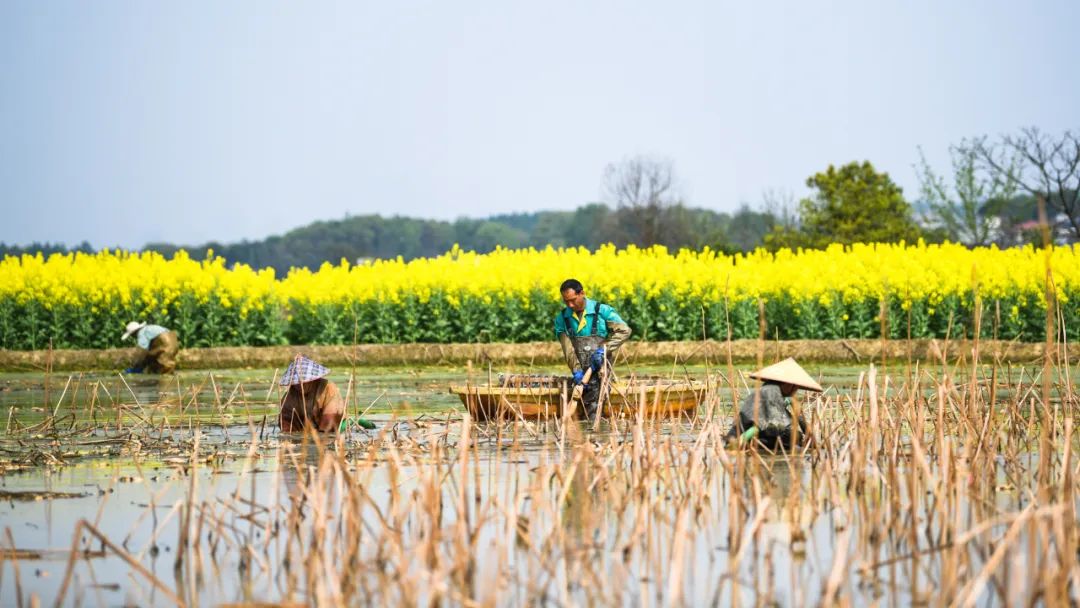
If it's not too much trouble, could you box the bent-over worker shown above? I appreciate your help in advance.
[554,278,632,419]
[121,321,179,374]
[278,355,345,433]
[726,357,823,449]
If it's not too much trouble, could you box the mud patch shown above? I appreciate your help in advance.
[0,489,88,501]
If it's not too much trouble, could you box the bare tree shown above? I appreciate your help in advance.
[602,155,682,246]
[915,141,1020,246]
[761,188,799,231]
[975,127,1080,241]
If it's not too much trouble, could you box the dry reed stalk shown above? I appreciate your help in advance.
[53,519,186,607]
[3,527,26,608]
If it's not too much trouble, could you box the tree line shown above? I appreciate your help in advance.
[3,127,1076,273]
[135,204,779,274]
[1,205,780,274]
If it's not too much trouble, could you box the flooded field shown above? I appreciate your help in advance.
[1,360,1078,606]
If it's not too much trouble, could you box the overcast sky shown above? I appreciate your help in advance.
[1,1,1077,249]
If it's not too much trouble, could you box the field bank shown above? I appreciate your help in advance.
[0,337,1065,372]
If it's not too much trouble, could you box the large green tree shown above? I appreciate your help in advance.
[775,161,921,249]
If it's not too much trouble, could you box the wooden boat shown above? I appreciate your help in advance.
[449,374,706,421]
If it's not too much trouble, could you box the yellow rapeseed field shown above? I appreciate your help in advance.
[1,243,1076,349]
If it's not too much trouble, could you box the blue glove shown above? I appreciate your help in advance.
[572,369,585,385]
[124,366,143,374]
[589,346,606,372]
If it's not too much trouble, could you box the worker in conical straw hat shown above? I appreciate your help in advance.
[726,357,823,449]
[278,354,345,433]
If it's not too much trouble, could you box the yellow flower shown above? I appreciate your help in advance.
[2,242,1079,346]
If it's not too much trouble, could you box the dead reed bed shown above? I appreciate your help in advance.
[1,351,1070,607]
[0,370,278,474]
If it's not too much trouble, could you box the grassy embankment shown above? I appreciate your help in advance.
[0,338,1065,372]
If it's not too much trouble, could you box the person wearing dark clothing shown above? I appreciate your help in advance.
[727,358,823,449]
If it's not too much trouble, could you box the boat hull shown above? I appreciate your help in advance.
[449,379,705,421]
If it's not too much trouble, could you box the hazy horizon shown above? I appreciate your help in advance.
[2,1,1077,249]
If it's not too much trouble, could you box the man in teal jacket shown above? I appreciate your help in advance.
[554,278,632,418]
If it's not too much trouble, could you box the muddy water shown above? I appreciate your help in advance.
[0,362,926,429]
[1,423,1048,606]
[0,426,815,606]
[0,366,475,424]
[0,364,1075,606]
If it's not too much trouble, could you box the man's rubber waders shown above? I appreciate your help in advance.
[571,335,606,418]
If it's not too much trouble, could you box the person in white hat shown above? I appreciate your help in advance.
[278,354,345,433]
[121,321,179,374]
[726,357,823,449]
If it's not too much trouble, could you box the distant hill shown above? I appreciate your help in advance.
[137,204,777,273]
[9,194,1064,274]
[1,204,781,273]
[0,240,94,259]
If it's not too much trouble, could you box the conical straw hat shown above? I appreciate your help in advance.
[280,354,330,386]
[749,358,823,392]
